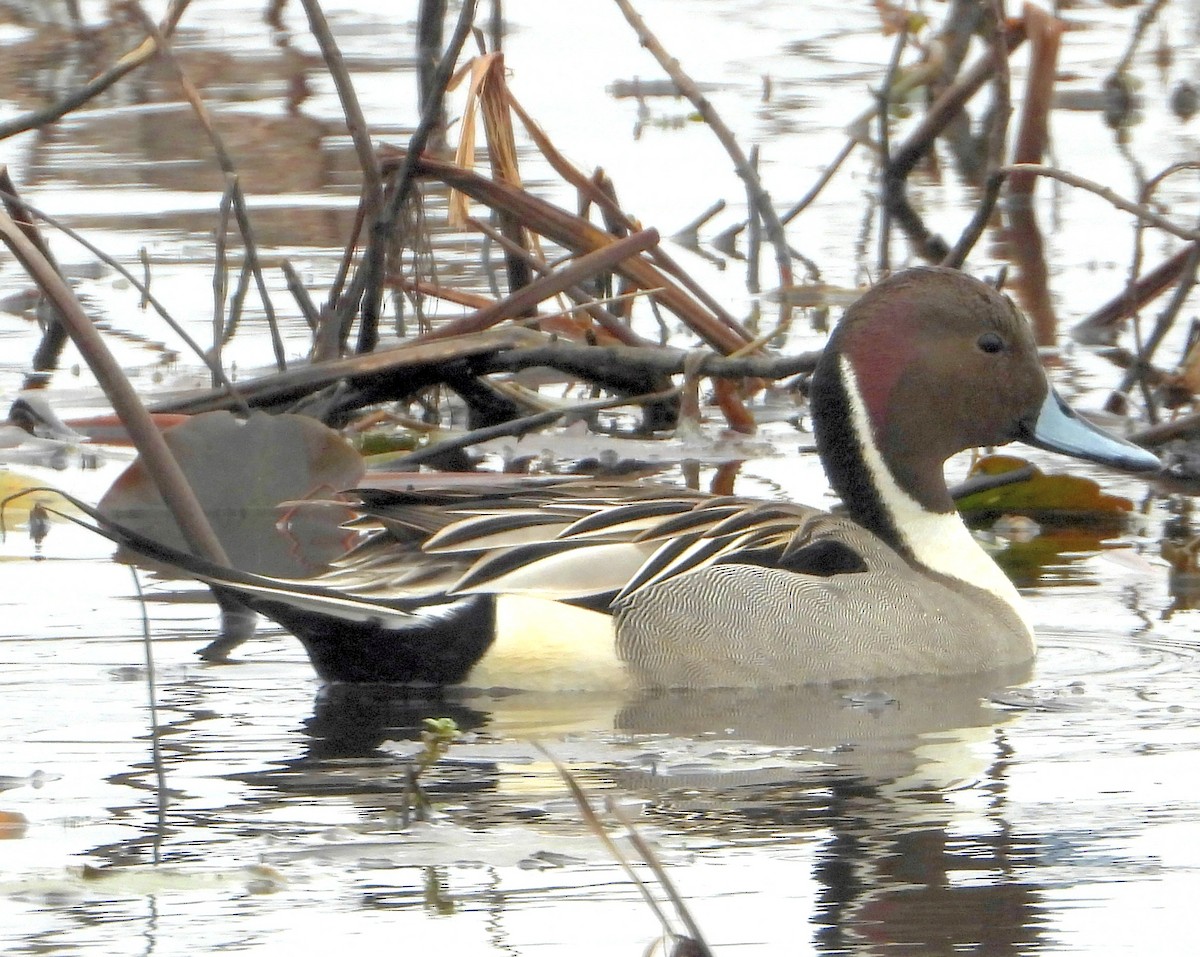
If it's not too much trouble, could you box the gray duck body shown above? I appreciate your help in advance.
[614,512,1031,688]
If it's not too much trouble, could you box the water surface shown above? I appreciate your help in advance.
[2,1,1200,954]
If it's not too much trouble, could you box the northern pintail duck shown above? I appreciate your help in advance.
[67,267,1159,689]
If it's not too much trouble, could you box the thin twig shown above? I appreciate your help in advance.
[0,169,71,371]
[0,0,192,141]
[396,273,663,335]
[139,247,152,308]
[942,0,1012,268]
[1113,241,1200,420]
[299,0,383,342]
[356,0,478,353]
[606,799,711,954]
[213,183,234,388]
[1114,0,1169,76]
[781,137,857,225]
[129,568,168,867]
[0,185,248,411]
[1146,247,1200,412]
[533,745,682,938]
[0,206,230,566]
[1124,162,1200,307]
[999,164,1200,241]
[124,2,286,370]
[943,174,1005,271]
[299,0,382,198]
[1111,163,1200,418]
[466,216,650,346]
[746,146,762,297]
[323,189,369,334]
[877,26,909,275]
[417,227,662,342]
[282,260,321,331]
[673,199,726,246]
[222,247,254,348]
[613,0,792,332]
[224,175,284,367]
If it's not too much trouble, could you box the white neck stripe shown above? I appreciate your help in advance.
[839,357,1032,630]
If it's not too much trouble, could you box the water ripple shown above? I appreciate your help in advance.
[993,629,1200,725]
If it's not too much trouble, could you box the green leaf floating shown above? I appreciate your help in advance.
[957,454,1133,526]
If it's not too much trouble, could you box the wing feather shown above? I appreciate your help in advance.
[276,481,831,610]
[450,540,658,598]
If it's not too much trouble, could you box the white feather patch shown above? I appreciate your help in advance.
[466,596,628,692]
[452,540,657,598]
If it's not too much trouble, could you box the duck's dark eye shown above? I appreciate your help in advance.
[977,332,1005,354]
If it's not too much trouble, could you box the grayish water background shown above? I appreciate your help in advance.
[2,1,1199,953]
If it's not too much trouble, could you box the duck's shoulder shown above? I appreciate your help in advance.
[752,511,898,579]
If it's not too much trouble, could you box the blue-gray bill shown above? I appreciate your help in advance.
[1021,389,1160,472]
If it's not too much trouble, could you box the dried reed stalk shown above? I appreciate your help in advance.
[393,151,752,354]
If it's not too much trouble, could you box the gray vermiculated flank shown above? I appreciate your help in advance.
[614,516,1032,689]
